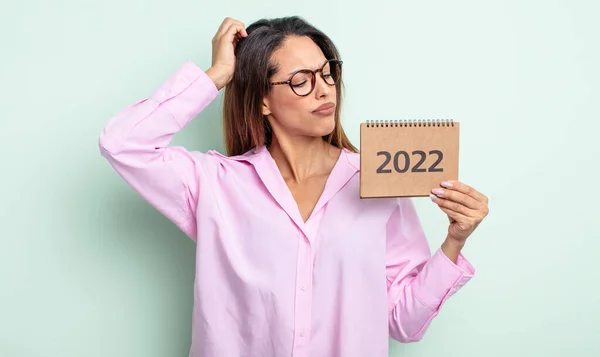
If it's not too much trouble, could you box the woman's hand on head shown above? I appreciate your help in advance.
[206,17,248,90]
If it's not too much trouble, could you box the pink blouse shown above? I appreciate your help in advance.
[98,60,475,357]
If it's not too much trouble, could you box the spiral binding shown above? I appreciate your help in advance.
[364,119,455,127]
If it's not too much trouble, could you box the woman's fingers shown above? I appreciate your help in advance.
[216,18,247,40]
[431,187,479,210]
[441,180,488,204]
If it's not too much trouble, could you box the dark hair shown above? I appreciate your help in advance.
[222,16,358,156]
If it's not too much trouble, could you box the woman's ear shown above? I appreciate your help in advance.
[262,97,272,116]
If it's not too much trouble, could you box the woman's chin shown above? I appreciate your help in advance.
[309,117,336,137]
[285,117,336,139]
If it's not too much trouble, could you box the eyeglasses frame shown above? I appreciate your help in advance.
[269,59,343,97]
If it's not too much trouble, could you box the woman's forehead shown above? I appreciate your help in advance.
[272,36,327,73]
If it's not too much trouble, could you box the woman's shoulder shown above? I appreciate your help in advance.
[193,145,265,163]
[190,146,270,182]
[341,148,360,170]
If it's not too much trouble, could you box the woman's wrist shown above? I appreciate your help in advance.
[205,65,231,91]
[441,236,465,264]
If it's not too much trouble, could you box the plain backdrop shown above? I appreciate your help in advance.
[1,0,599,356]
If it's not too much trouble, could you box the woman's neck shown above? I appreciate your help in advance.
[267,135,340,183]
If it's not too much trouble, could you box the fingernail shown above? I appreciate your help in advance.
[441,181,453,188]
[429,194,439,203]
[432,188,445,195]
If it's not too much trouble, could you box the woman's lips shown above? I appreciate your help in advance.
[312,102,335,116]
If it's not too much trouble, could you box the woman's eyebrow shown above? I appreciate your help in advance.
[286,60,328,75]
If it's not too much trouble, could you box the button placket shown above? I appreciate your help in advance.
[291,234,314,357]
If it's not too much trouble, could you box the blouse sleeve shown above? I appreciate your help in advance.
[386,198,475,342]
[98,61,220,240]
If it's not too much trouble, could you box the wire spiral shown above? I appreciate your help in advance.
[365,119,455,127]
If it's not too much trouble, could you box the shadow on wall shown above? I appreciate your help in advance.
[94,91,226,260]
[81,95,228,348]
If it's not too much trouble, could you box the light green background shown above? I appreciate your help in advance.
[1,0,599,356]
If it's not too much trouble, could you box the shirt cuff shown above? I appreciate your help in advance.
[412,248,475,309]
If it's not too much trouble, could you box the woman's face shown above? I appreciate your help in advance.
[262,36,339,142]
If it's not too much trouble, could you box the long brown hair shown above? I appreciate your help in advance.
[222,16,358,156]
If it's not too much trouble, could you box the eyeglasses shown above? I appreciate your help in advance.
[269,59,343,97]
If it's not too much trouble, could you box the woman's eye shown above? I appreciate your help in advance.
[292,81,308,87]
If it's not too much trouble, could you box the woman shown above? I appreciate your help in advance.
[99,16,489,357]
